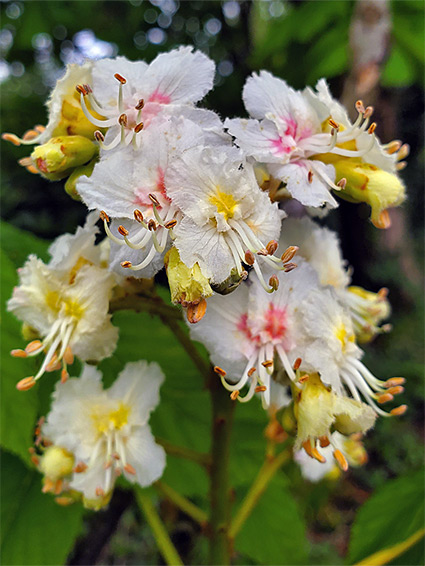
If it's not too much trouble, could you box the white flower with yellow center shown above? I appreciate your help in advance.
[225,73,407,224]
[165,145,285,291]
[188,261,319,407]
[279,216,391,341]
[76,46,216,151]
[42,362,166,509]
[8,217,118,390]
[295,288,406,417]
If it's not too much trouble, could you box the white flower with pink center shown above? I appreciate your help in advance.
[225,72,405,210]
[188,262,319,407]
[76,46,217,150]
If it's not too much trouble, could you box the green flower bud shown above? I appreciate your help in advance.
[165,247,213,306]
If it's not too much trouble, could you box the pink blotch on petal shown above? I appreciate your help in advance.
[237,313,260,345]
[263,303,288,342]
[148,90,171,104]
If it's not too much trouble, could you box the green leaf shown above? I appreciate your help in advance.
[348,468,425,565]
[235,474,308,565]
[0,221,50,267]
[0,249,39,464]
[1,450,84,565]
[381,45,416,87]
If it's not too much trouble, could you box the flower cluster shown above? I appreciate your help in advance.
[4,45,408,500]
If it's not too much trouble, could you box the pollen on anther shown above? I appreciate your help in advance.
[244,250,255,265]
[114,73,127,84]
[281,246,298,264]
[100,210,110,223]
[94,130,105,142]
[298,374,309,384]
[269,274,279,291]
[74,462,88,473]
[135,99,145,110]
[333,449,349,471]
[134,209,144,223]
[25,340,42,354]
[149,193,160,207]
[319,436,330,448]
[384,377,405,388]
[118,225,129,237]
[262,359,273,368]
[16,376,36,391]
[121,261,132,268]
[390,404,407,416]
[148,219,157,231]
[283,262,297,273]
[247,367,256,377]
[11,349,27,358]
[76,84,88,96]
[214,366,227,377]
[165,219,177,229]
[377,392,394,404]
[308,170,313,183]
[293,357,302,371]
[329,118,339,129]
[368,122,377,135]
[255,385,267,393]
[230,390,240,401]
[355,100,365,113]
[118,113,128,127]
[134,122,144,133]
[337,178,347,189]
[61,369,69,384]
[266,240,278,255]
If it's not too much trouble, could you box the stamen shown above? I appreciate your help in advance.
[261,359,273,368]
[355,100,365,114]
[368,122,377,135]
[134,209,144,223]
[63,346,74,365]
[244,250,255,265]
[25,340,43,354]
[100,210,110,223]
[118,113,128,127]
[230,390,240,401]
[396,161,407,171]
[2,133,22,146]
[293,357,302,371]
[397,143,410,160]
[76,84,89,96]
[11,349,27,358]
[165,219,177,229]
[214,366,227,377]
[255,385,267,393]
[148,219,157,231]
[114,73,127,84]
[266,240,278,255]
[269,274,279,291]
[134,122,144,133]
[337,178,347,190]
[386,140,401,154]
[319,436,330,448]
[328,118,339,129]
[124,463,136,475]
[308,170,313,183]
[121,261,132,268]
[135,99,145,110]
[390,404,407,416]
[248,367,256,377]
[283,262,297,273]
[333,449,349,471]
[94,130,105,142]
[16,376,36,391]
[281,246,298,264]
[377,392,394,404]
[61,368,69,384]
[118,225,129,237]
[384,377,405,387]
[149,193,160,207]
[386,386,404,396]
[74,462,88,473]
[186,299,207,324]
[298,374,309,384]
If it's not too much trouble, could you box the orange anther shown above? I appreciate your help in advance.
[100,210,110,223]
[390,404,408,416]
[230,390,240,401]
[118,113,128,127]
[147,219,157,231]
[63,346,74,366]
[368,122,377,135]
[377,393,394,404]
[61,369,69,384]
[283,262,297,273]
[134,122,144,133]
[42,478,55,493]
[293,357,302,371]
[55,496,74,506]
[94,130,105,142]
[329,118,339,129]
[135,98,145,110]
[148,193,160,207]
[95,486,105,497]
[114,73,127,84]
[298,374,309,384]
[385,377,405,388]
[25,340,43,354]
[214,366,227,377]
[134,209,144,223]
[247,367,256,377]
[118,225,129,237]
[121,261,132,268]
[73,462,88,473]
[386,386,404,396]
[165,219,177,229]
[319,436,330,448]
[266,240,278,255]
[372,209,391,229]
[124,463,136,475]
[261,359,273,368]
[255,385,267,393]
[269,274,279,291]
[333,449,348,471]
[186,299,207,324]
[11,349,27,358]
[16,376,36,391]
[281,245,298,264]
[2,133,21,146]
[244,250,255,265]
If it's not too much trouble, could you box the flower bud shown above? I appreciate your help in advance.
[30,135,98,180]
[165,247,213,306]
[39,446,75,482]
[53,94,100,139]
[347,286,391,343]
[332,160,406,229]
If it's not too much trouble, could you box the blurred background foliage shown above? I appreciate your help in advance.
[1,1,424,565]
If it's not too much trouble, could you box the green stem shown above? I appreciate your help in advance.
[155,481,208,526]
[159,312,210,377]
[110,293,181,320]
[208,373,236,565]
[156,437,211,467]
[135,487,183,566]
[353,527,425,566]
[229,449,290,539]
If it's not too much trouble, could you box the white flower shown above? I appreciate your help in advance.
[166,145,285,289]
[295,288,406,416]
[226,72,407,215]
[77,116,226,279]
[8,217,118,390]
[42,362,166,508]
[188,261,319,407]
[76,46,216,150]
[279,216,391,341]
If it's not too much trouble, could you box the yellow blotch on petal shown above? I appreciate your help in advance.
[209,189,238,221]
[91,402,130,434]
[334,323,355,352]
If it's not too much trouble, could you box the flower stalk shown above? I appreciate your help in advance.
[154,481,208,526]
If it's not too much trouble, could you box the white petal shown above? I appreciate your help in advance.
[142,46,215,105]
[124,427,166,487]
[92,56,148,107]
[108,360,165,425]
